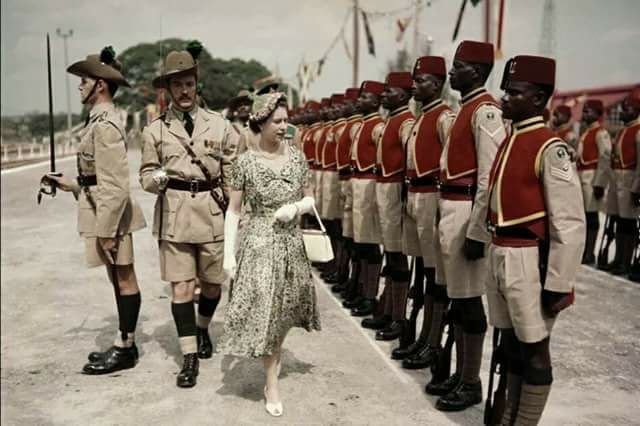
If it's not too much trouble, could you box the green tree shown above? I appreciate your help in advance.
[116,38,283,114]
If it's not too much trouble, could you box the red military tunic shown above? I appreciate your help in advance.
[577,121,602,171]
[337,115,363,174]
[377,106,414,180]
[612,118,640,170]
[353,113,383,173]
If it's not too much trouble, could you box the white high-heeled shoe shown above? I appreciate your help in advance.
[264,386,283,417]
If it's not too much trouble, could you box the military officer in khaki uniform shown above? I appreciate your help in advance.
[486,55,585,425]
[49,47,147,375]
[140,50,238,388]
[399,56,455,368]
[429,40,507,411]
[576,99,611,264]
[374,72,415,344]
[605,88,640,275]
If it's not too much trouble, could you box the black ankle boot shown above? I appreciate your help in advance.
[197,327,213,359]
[88,342,139,363]
[177,353,199,388]
[351,298,376,316]
[82,345,137,375]
[375,320,404,341]
[425,372,460,396]
[402,345,440,369]
[361,315,391,330]
[435,380,483,411]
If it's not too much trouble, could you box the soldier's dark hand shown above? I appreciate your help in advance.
[632,192,640,207]
[46,173,79,193]
[463,238,485,261]
[541,289,575,317]
[593,186,605,200]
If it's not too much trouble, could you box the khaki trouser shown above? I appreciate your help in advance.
[321,170,342,220]
[606,169,640,219]
[436,198,488,298]
[352,178,381,244]
[486,243,556,343]
[313,169,324,217]
[341,179,354,238]
[402,191,438,267]
[578,169,606,212]
[375,181,403,253]
[159,240,224,283]
[84,233,135,268]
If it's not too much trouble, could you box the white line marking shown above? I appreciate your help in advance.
[314,272,411,385]
[1,156,75,176]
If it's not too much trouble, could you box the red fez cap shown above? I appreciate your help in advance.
[360,80,385,96]
[331,93,345,105]
[385,72,413,90]
[583,99,604,115]
[626,86,640,108]
[413,56,446,77]
[345,88,360,101]
[554,105,572,116]
[454,40,494,66]
[306,101,321,112]
[321,98,331,108]
[500,55,556,91]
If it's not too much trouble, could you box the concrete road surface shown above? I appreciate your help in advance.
[2,151,639,425]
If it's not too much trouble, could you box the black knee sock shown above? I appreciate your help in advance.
[172,301,197,354]
[197,293,220,329]
[119,293,141,334]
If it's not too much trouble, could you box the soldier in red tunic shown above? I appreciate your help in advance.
[398,56,455,369]
[429,40,506,411]
[551,104,577,149]
[373,72,415,344]
[486,54,585,425]
[332,88,365,295]
[576,99,611,264]
[605,87,640,276]
[347,81,386,322]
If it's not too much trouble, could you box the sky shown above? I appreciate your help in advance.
[1,0,639,117]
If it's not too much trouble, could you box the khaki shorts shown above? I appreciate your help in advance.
[321,170,342,220]
[85,234,135,268]
[486,244,555,343]
[606,169,640,219]
[579,169,605,213]
[437,198,488,298]
[313,169,323,216]
[159,240,224,284]
[402,191,438,266]
[375,181,403,252]
[352,178,381,244]
[341,179,354,238]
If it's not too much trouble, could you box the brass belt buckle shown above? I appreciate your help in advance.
[189,179,199,194]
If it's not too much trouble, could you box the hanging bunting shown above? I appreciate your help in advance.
[396,16,412,42]
[361,10,376,56]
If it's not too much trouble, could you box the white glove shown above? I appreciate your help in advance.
[273,196,315,223]
[223,209,240,279]
[152,168,169,190]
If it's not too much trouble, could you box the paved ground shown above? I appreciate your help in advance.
[2,151,639,425]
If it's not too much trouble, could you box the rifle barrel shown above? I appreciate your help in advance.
[47,33,55,172]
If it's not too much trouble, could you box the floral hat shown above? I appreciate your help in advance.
[249,92,287,122]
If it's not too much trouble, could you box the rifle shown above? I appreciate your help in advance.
[629,219,640,282]
[597,215,615,269]
[484,328,507,425]
[430,316,454,383]
[402,258,421,346]
[37,33,61,204]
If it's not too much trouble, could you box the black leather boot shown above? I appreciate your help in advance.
[342,295,363,309]
[361,315,391,330]
[177,353,199,388]
[391,335,427,361]
[82,346,138,375]
[435,381,483,411]
[425,372,460,396]
[88,342,138,363]
[391,322,418,360]
[402,345,440,369]
[197,327,213,359]
[351,298,376,316]
[375,320,404,341]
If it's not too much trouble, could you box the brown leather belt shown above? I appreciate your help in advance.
[439,184,477,196]
[167,178,218,192]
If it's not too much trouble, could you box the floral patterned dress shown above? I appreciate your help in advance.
[220,147,321,358]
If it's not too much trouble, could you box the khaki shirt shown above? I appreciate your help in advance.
[440,103,507,243]
[139,105,239,243]
[76,102,146,238]
[539,142,586,292]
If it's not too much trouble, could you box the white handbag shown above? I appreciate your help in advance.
[302,205,334,263]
